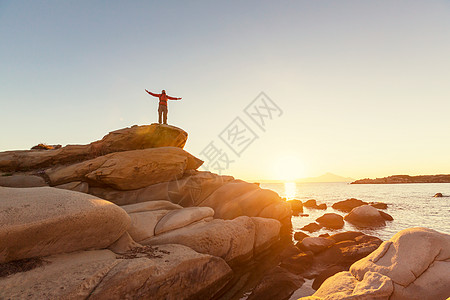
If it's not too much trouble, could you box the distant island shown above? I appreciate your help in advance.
[351,174,450,184]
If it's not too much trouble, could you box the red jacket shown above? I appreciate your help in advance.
[146,90,181,106]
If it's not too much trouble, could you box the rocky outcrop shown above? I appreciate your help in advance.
[350,227,450,300]
[0,244,233,300]
[344,205,388,227]
[0,187,130,263]
[0,124,188,172]
[303,227,450,300]
[88,171,234,206]
[45,147,203,190]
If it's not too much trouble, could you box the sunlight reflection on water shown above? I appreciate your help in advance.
[262,182,450,240]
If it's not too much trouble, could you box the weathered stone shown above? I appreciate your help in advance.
[46,147,203,190]
[252,217,281,254]
[379,210,394,221]
[301,222,322,233]
[0,124,189,172]
[332,198,367,212]
[120,200,182,214]
[327,231,364,243]
[344,205,386,227]
[88,171,234,206]
[143,216,256,265]
[0,174,47,188]
[312,265,346,290]
[247,266,304,300]
[0,244,233,300]
[316,213,344,229]
[287,199,303,214]
[154,207,214,235]
[294,231,309,242]
[55,181,89,193]
[0,187,130,263]
[350,227,450,300]
[369,201,388,209]
[298,237,335,254]
[127,210,169,242]
[307,271,393,299]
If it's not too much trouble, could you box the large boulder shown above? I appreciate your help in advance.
[344,205,386,227]
[252,217,281,254]
[0,244,233,300]
[304,271,393,299]
[45,147,203,190]
[0,174,47,188]
[332,198,367,212]
[350,227,450,300]
[143,216,260,265]
[315,213,344,229]
[0,124,188,172]
[199,181,291,223]
[0,187,130,263]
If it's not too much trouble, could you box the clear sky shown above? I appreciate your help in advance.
[1,1,449,181]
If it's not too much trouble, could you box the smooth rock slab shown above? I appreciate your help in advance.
[154,206,214,235]
[0,244,233,300]
[46,147,203,190]
[304,271,393,299]
[120,200,182,214]
[0,174,47,188]
[143,216,257,265]
[127,210,169,242]
[350,227,450,300]
[0,187,130,263]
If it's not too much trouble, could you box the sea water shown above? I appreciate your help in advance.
[261,182,450,240]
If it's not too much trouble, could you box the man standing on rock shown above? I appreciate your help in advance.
[145,89,182,125]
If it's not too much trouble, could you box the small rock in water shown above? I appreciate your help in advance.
[301,222,322,233]
[369,202,388,209]
[294,231,309,242]
[434,193,443,197]
[332,198,367,212]
[316,213,344,229]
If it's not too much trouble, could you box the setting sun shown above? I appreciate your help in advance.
[272,155,306,181]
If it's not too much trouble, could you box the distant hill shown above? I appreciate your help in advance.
[297,172,355,183]
[351,174,450,184]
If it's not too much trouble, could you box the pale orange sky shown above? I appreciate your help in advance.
[1,1,449,181]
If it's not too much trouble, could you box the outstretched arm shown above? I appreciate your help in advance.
[167,95,182,100]
[145,89,160,97]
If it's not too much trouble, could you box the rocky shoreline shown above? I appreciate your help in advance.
[1,124,449,300]
[351,174,450,184]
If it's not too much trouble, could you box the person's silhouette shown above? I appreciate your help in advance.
[145,89,182,125]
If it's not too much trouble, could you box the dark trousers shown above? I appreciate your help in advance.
[158,104,168,124]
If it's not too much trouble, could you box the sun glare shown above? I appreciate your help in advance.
[284,182,297,200]
[272,155,306,181]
